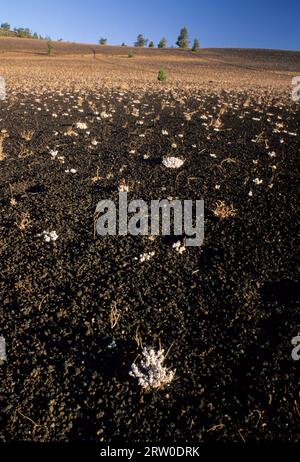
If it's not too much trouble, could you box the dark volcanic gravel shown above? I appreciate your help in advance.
[0,87,299,442]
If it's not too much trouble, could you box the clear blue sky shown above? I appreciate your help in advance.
[1,0,299,50]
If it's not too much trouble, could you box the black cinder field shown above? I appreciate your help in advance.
[0,37,299,444]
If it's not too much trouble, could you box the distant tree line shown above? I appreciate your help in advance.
[0,22,49,40]
[98,27,200,51]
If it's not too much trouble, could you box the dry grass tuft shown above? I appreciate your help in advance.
[91,167,104,184]
[19,145,33,158]
[0,131,9,161]
[9,184,17,206]
[134,324,143,349]
[16,212,32,231]
[243,97,251,107]
[213,200,237,219]
[210,104,228,129]
[109,303,121,329]
[217,157,239,174]
[21,130,34,141]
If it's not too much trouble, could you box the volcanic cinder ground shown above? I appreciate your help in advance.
[0,38,299,442]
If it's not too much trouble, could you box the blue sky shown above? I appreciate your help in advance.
[1,0,299,50]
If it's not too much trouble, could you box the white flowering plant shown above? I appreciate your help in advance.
[130,347,175,391]
[162,157,185,169]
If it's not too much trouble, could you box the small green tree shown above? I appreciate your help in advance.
[158,37,167,48]
[99,38,107,45]
[148,41,155,48]
[192,38,200,51]
[47,40,54,56]
[134,34,148,47]
[158,68,167,82]
[176,27,189,48]
[14,27,24,37]
[1,23,10,31]
[128,49,134,58]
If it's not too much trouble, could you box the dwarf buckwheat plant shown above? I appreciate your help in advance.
[162,157,185,169]
[130,347,175,391]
